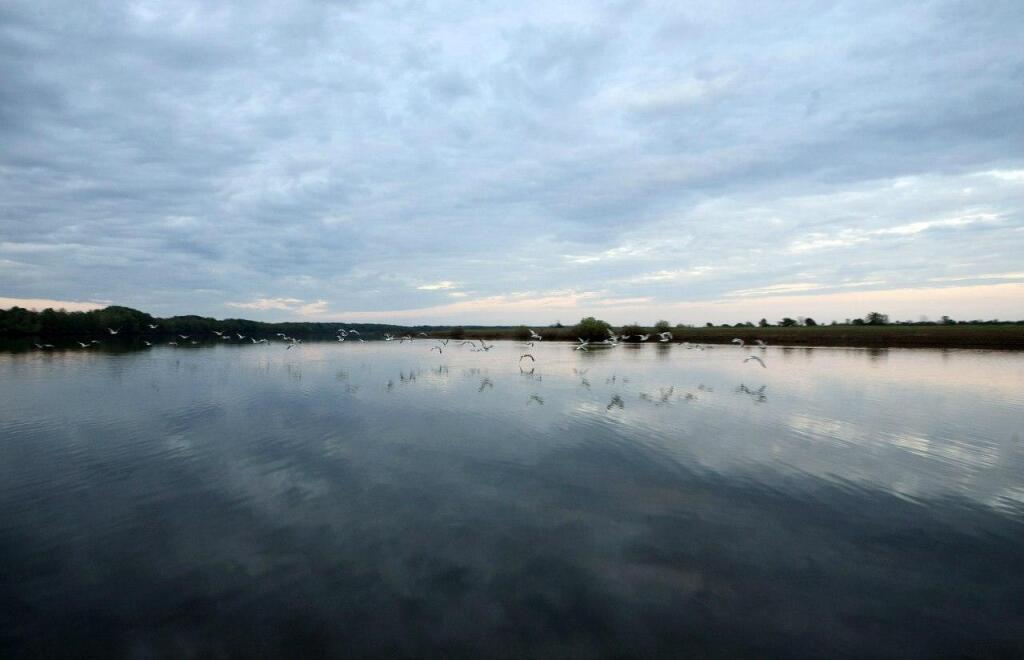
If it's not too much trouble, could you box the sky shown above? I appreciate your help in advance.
[1,1,1023,325]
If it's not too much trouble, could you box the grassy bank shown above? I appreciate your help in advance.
[435,324,1024,350]
[3,305,1022,349]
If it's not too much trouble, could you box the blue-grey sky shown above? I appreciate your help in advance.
[2,1,1022,324]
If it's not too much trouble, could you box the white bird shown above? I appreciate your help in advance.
[348,329,360,335]
[213,330,223,336]
[34,343,55,349]
[658,332,672,342]
[529,329,543,341]
[458,340,476,348]
[477,339,494,351]
[575,339,590,351]
[178,334,190,340]
[107,327,120,335]
[519,354,535,362]
[147,324,159,329]
[236,333,245,340]
[143,340,152,346]
[337,336,346,342]
[417,332,429,338]
[755,339,767,348]
[76,341,90,348]
[337,329,348,337]
[638,334,650,341]
[732,338,745,347]
[430,346,443,353]
[168,341,178,346]
[384,334,394,341]
[744,355,767,368]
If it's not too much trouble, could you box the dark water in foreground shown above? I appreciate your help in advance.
[1,340,1022,658]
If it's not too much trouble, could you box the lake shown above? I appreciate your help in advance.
[1,340,1022,658]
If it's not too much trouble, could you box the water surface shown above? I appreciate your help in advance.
[2,341,1022,658]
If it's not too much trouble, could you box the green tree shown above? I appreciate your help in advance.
[865,312,889,325]
[654,320,671,332]
[804,317,817,326]
[779,317,798,327]
[758,318,769,327]
[572,316,612,342]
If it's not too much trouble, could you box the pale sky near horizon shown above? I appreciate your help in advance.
[2,1,1023,325]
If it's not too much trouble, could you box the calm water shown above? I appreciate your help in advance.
[1,341,1022,658]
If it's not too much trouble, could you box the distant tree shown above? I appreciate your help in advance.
[758,318,769,328]
[619,323,645,341]
[865,312,889,325]
[654,320,671,332]
[705,322,714,328]
[941,315,955,325]
[852,318,866,326]
[804,317,818,326]
[572,316,612,342]
[551,321,564,328]
[779,317,798,327]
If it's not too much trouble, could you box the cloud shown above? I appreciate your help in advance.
[416,281,457,291]
[0,1,1022,322]
[0,297,107,312]
[227,298,304,311]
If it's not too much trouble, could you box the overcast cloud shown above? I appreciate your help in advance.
[2,1,1022,324]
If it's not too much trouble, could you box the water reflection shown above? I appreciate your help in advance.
[0,341,1022,657]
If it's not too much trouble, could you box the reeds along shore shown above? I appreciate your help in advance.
[2,305,1023,350]
[437,324,1024,350]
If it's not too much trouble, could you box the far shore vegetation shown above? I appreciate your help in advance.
[2,305,1023,349]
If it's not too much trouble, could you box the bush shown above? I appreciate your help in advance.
[449,326,465,339]
[654,320,671,332]
[514,325,531,341]
[572,316,613,342]
[619,323,645,341]
[779,317,798,327]
[804,317,817,326]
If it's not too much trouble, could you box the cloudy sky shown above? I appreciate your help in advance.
[2,1,1022,324]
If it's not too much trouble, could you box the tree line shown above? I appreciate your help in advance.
[2,305,1020,340]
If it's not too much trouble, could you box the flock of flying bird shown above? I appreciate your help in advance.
[33,325,769,367]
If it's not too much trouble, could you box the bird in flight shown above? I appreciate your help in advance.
[519,354,535,362]
[529,329,543,341]
[658,332,672,342]
[732,338,745,347]
[107,328,120,335]
[744,355,767,368]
